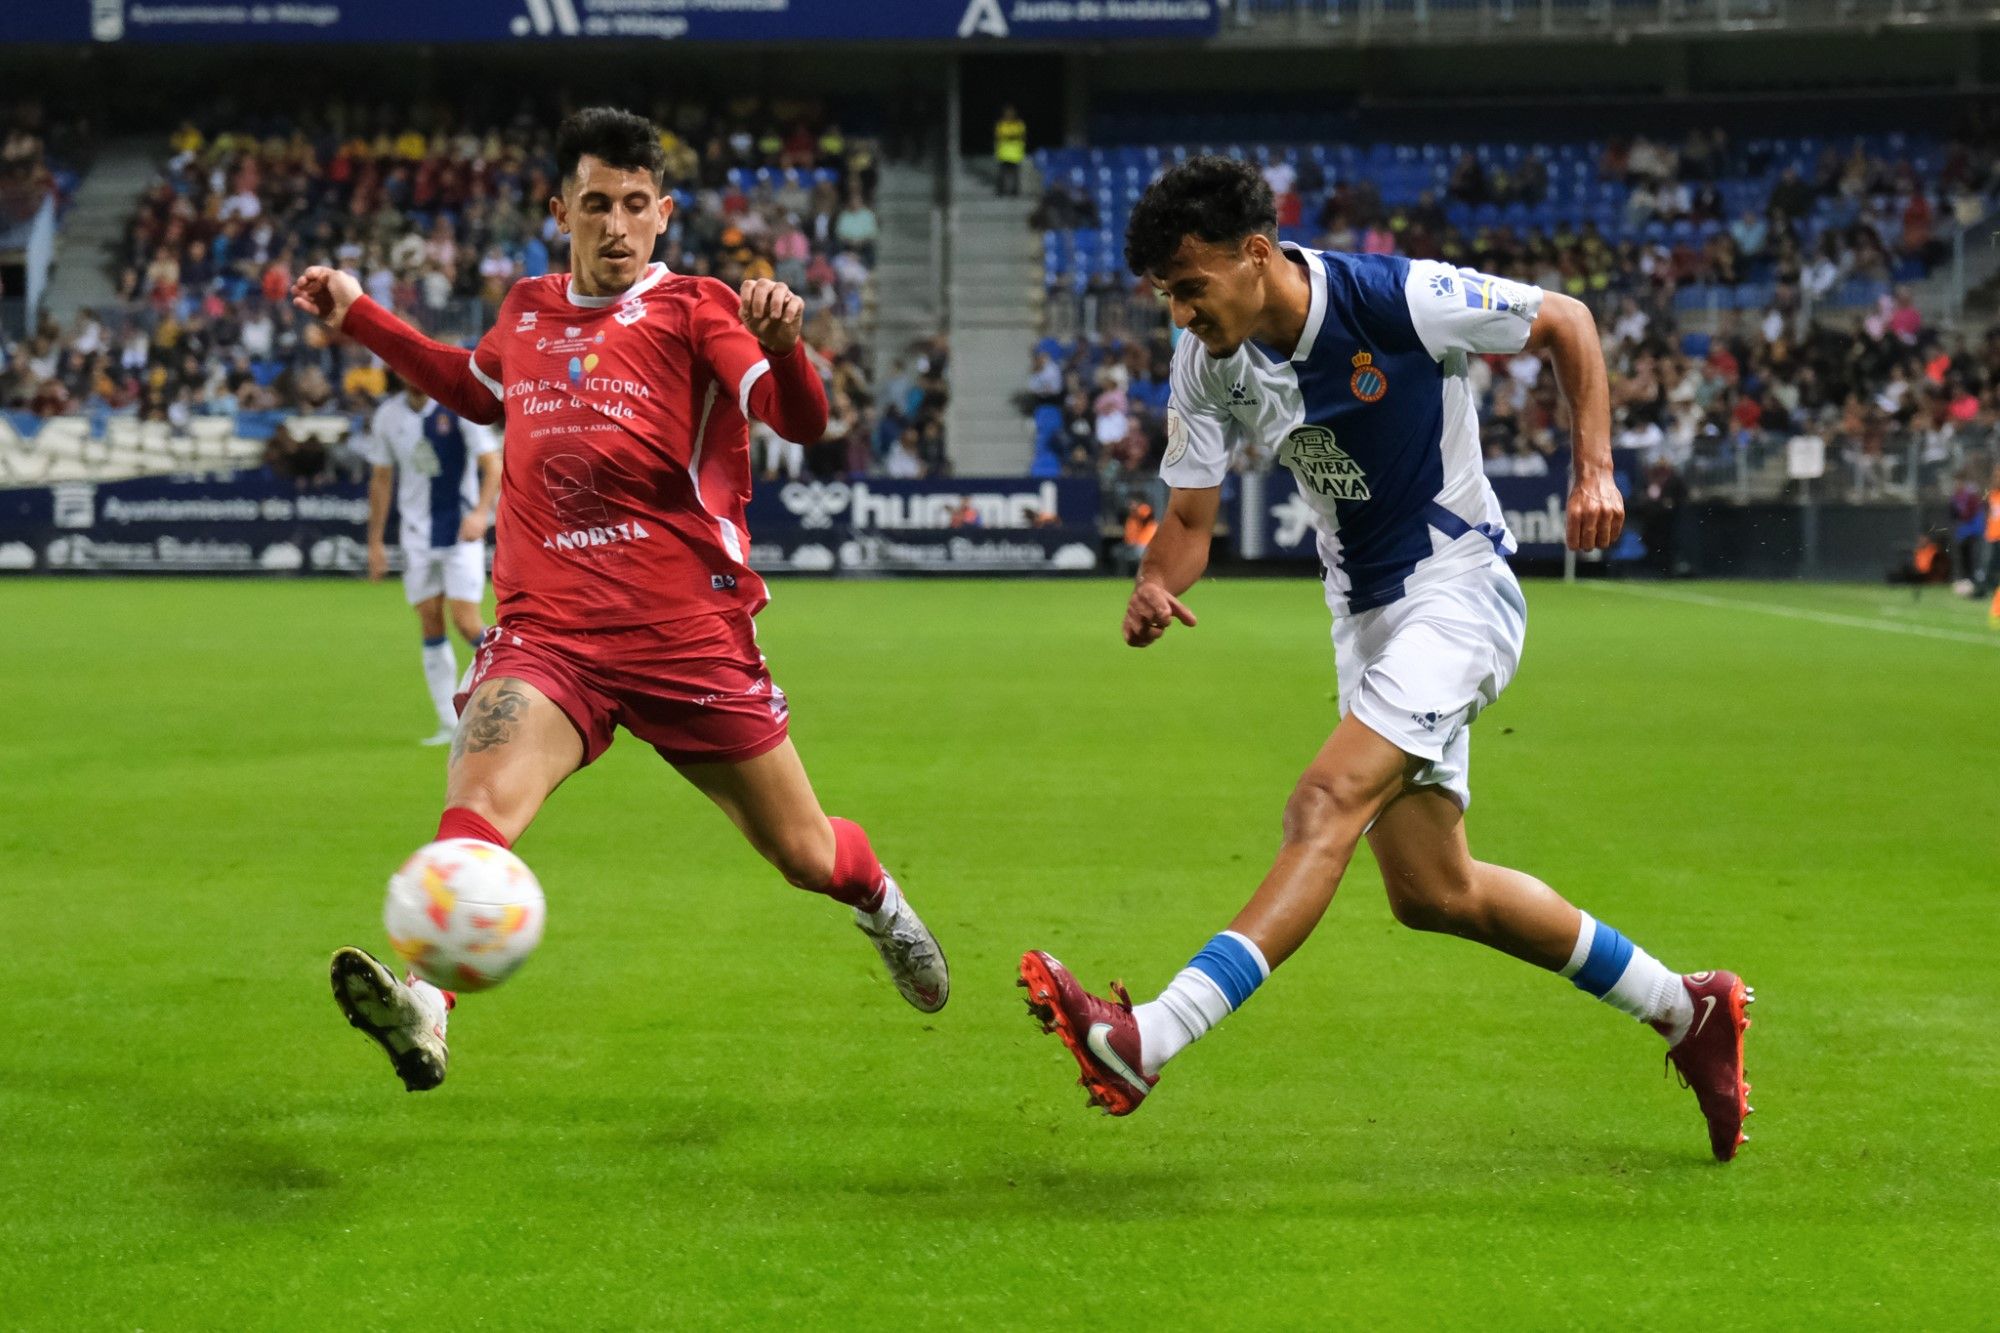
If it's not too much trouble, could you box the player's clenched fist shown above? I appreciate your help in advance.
[739,279,805,356]
[1123,580,1197,648]
[1565,467,1625,552]
[293,265,363,331]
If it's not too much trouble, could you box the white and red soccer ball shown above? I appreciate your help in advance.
[384,839,545,992]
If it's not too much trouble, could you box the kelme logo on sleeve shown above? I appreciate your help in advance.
[1278,425,1370,502]
[1163,408,1190,467]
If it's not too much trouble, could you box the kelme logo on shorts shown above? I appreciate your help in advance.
[1278,425,1370,502]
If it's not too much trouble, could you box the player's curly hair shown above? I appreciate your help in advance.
[1124,155,1277,278]
[555,106,667,190]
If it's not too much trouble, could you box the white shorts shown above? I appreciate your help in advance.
[1331,557,1527,810]
[401,542,486,606]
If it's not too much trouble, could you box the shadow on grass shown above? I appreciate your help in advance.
[171,1133,341,1213]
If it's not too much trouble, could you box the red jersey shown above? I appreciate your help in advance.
[463,264,807,631]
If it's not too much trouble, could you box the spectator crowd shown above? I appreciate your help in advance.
[1029,113,2000,499]
[1028,283,1999,505]
[0,96,955,479]
[1040,124,2000,317]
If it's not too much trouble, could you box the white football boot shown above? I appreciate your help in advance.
[853,875,950,1013]
[420,726,456,747]
[330,946,450,1091]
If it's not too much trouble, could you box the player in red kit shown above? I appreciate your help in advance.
[298,107,949,1092]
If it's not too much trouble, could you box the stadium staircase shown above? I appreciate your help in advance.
[945,162,1042,473]
[40,135,157,321]
[1915,204,2000,326]
[868,163,944,382]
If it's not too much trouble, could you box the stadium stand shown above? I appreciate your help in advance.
[0,100,84,339]
[1034,129,1987,313]
[0,98,952,481]
[1024,122,2000,502]
[1028,301,1999,507]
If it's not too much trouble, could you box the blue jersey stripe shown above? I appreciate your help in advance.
[1424,501,1516,556]
[1295,350,1437,612]
[1294,251,1444,613]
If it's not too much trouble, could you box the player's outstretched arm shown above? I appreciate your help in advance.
[1526,292,1622,552]
[728,278,828,443]
[291,265,504,426]
[1124,485,1218,648]
[291,264,364,331]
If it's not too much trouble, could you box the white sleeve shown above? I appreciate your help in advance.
[463,418,502,457]
[1403,259,1544,361]
[1159,349,1234,489]
[354,406,392,468]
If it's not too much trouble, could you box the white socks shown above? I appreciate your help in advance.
[856,875,902,931]
[420,637,458,730]
[1561,912,1695,1045]
[405,976,451,1034]
[1133,931,1272,1078]
[1134,971,1232,1077]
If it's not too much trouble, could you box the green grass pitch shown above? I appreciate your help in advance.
[3,575,1995,1327]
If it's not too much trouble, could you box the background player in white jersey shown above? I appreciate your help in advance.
[1020,156,1755,1162]
[357,379,503,745]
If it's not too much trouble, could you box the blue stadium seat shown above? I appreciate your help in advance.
[1032,130,1957,298]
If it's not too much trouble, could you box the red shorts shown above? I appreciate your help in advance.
[455,612,790,767]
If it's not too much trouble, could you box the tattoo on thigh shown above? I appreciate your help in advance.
[451,682,530,764]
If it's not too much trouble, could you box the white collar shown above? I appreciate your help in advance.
[566,261,669,309]
[1278,241,1327,364]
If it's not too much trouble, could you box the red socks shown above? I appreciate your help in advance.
[424,806,508,1009]
[436,807,509,849]
[826,817,887,912]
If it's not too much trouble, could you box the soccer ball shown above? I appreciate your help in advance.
[384,839,545,992]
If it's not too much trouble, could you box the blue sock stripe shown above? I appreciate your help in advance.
[422,636,447,648]
[1571,923,1635,997]
[1187,933,1265,1011]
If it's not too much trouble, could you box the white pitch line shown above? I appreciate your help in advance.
[1587,581,2000,649]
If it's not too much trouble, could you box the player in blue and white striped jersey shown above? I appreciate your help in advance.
[1019,157,1754,1162]
[358,381,503,746]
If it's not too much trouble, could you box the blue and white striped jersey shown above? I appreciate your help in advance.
[358,396,501,551]
[1161,243,1543,615]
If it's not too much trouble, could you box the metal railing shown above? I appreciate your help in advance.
[1676,426,1993,506]
[1040,264,1967,347]
[26,293,500,346]
[1222,0,1989,41]
[1043,280,1656,343]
